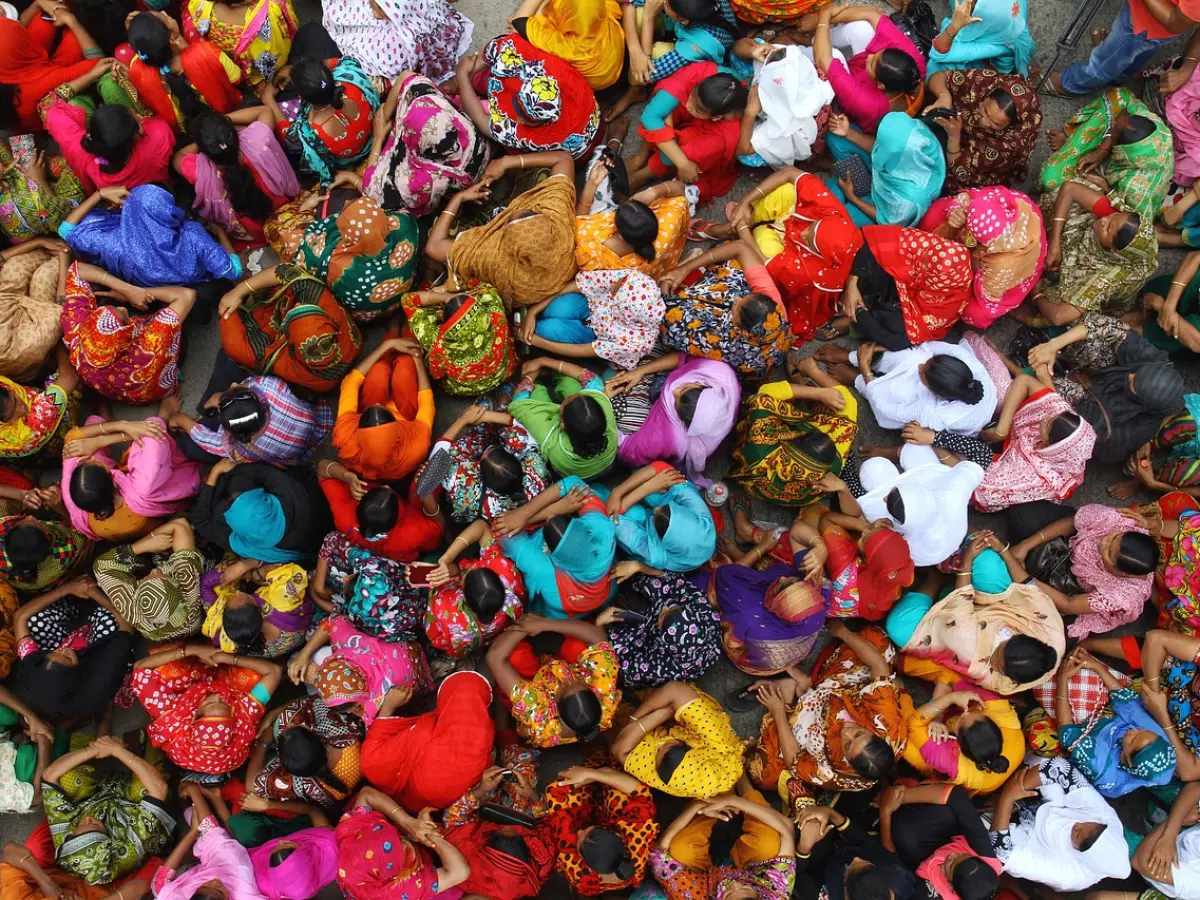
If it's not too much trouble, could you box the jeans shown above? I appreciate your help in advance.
[534,291,596,344]
[1060,2,1175,94]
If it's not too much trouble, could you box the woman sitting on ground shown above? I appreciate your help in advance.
[575,177,689,277]
[201,556,314,658]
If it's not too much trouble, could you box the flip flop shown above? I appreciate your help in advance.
[815,322,845,341]
[415,447,452,499]
[688,217,724,241]
[727,676,790,714]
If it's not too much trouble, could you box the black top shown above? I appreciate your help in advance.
[890,786,996,869]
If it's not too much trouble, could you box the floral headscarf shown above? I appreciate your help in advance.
[516,73,562,123]
[313,657,368,708]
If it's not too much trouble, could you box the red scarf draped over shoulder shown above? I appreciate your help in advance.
[130,41,241,130]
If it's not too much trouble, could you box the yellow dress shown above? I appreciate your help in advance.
[575,194,689,277]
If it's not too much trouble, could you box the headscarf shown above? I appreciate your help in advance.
[1086,355,1184,454]
[856,528,916,618]
[283,57,381,185]
[917,836,1002,900]
[364,74,491,219]
[928,0,1034,75]
[224,488,302,563]
[128,39,242,131]
[609,480,717,572]
[312,657,368,708]
[0,250,63,382]
[144,675,260,774]
[0,18,95,129]
[1003,765,1130,890]
[447,820,555,900]
[448,175,578,305]
[750,46,834,167]
[334,810,439,900]
[944,69,1041,193]
[0,376,69,458]
[618,357,740,486]
[714,563,828,675]
[861,227,973,345]
[974,388,1097,511]
[405,283,515,395]
[1062,686,1176,795]
[525,0,624,90]
[193,121,300,235]
[155,819,264,900]
[65,184,239,288]
[251,828,340,900]
[869,114,946,227]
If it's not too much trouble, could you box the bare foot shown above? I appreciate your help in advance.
[750,677,799,704]
[157,392,182,421]
[858,445,897,460]
[813,344,850,364]
[717,535,743,559]
[733,505,756,544]
[1108,479,1139,501]
[603,85,648,123]
[1163,201,1189,228]
[605,116,631,147]
[1092,27,1109,46]
[827,361,859,384]
[1047,127,1066,151]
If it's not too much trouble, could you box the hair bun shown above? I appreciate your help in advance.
[967,379,985,404]
[616,860,635,881]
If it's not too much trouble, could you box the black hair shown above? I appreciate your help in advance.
[1001,635,1058,684]
[1113,213,1142,251]
[615,200,658,261]
[660,606,684,633]
[191,889,225,900]
[657,743,689,784]
[695,74,748,117]
[653,505,672,539]
[463,567,506,621]
[919,114,950,151]
[875,48,921,95]
[217,385,265,440]
[789,428,838,465]
[544,514,572,552]
[0,83,15,132]
[988,88,1017,125]
[1077,822,1108,853]
[5,523,50,582]
[80,105,139,175]
[739,293,777,335]
[845,865,893,900]
[69,463,115,518]
[958,717,1010,774]
[222,601,266,656]
[925,354,985,404]
[1116,114,1156,145]
[1116,531,1160,576]
[676,386,703,426]
[559,688,603,742]
[667,0,737,34]
[848,735,895,782]
[707,812,746,865]
[127,13,208,121]
[580,828,635,880]
[356,486,399,538]
[562,395,609,459]
[481,447,524,497]
[269,846,295,868]
[952,857,999,900]
[191,110,273,221]
[885,488,905,524]
[278,725,347,793]
[489,832,531,863]
[360,404,396,428]
[1047,411,1082,446]
[290,57,344,108]
[69,0,136,55]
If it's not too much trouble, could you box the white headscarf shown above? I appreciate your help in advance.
[1005,776,1130,891]
[750,45,836,167]
[0,3,18,19]
[854,340,997,434]
[857,443,984,566]
[322,0,473,82]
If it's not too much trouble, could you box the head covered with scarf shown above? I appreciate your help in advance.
[607,479,717,573]
[943,69,1042,193]
[63,184,240,288]
[250,828,340,900]
[447,820,555,900]
[855,526,916,619]
[145,676,260,774]
[223,488,305,564]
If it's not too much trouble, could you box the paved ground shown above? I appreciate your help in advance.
[5,0,1200,896]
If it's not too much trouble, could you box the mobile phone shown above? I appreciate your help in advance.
[614,609,649,625]
[765,47,787,65]
[407,562,438,587]
[499,769,515,780]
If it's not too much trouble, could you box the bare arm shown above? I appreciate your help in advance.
[826,620,891,678]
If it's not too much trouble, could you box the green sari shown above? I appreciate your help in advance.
[1040,87,1173,218]
[405,284,515,395]
[509,371,617,480]
[295,195,419,322]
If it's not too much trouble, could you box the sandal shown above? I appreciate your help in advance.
[815,321,847,341]
[688,217,725,241]
[1038,75,1080,99]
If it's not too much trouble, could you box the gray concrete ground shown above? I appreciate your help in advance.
[5,0,1200,897]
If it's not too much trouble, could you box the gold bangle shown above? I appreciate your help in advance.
[816,22,828,27]
[557,361,564,373]
[629,714,648,736]
[1037,530,1046,543]
[754,186,766,199]
[706,249,715,264]
[439,209,456,220]
[519,155,525,170]
[1052,217,1067,222]
[451,535,469,548]
[1173,281,1189,288]
[422,502,440,518]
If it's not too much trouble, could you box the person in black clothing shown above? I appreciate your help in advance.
[792,804,918,900]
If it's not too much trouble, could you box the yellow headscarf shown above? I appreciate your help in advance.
[202,563,308,652]
[525,0,625,90]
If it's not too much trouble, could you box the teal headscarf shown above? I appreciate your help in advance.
[928,0,1035,76]
[224,489,303,563]
[869,113,946,227]
[971,548,1012,594]
[596,481,717,572]
[886,591,934,648]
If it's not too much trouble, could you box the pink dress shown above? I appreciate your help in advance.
[321,615,432,726]
[153,816,264,900]
[1068,504,1153,638]
[826,18,926,133]
[1167,68,1200,187]
[60,415,201,540]
[42,98,174,193]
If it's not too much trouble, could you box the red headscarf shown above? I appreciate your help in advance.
[0,17,94,130]
[857,528,914,620]
[862,225,973,344]
[766,174,863,339]
[445,821,555,900]
[129,41,241,130]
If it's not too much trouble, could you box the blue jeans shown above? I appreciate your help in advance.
[1060,2,1174,94]
[534,292,596,344]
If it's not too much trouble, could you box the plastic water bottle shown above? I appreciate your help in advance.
[704,481,729,506]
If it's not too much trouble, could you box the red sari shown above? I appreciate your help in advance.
[863,225,973,344]
[0,17,94,131]
[129,41,242,130]
[766,174,863,339]
[318,476,443,562]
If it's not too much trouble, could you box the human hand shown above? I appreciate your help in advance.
[287,655,312,685]
[586,157,611,189]
[604,370,640,398]
[555,766,597,787]
[475,765,505,798]
[815,473,846,494]
[1000,766,1038,801]
[23,712,53,743]
[1141,682,1170,719]
[857,341,881,372]
[1161,63,1195,94]
[132,529,175,555]
[387,337,424,358]
[948,0,982,31]
[456,51,485,78]
[1077,146,1108,176]
[121,419,167,444]
[901,422,936,445]
[837,169,856,199]
[922,93,953,115]
[90,735,125,757]
[457,181,492,204]
[630,50,653,85]
[927,720,952,743]
[1147,833,1179,882]
[62,574,96,597]
[516,613,551,635]
[828,113,850,137]
[878,783,905,816]
[492,507,529,538]
[947,204,968,230]
[1044,240,1062,272]
[219,285,247,319]
[751,681,791,713]
[98,186,129,206]
[745,83,762,118]
[676,159,701,184]
[941,112,964,142]
[409,809,442,849]
[1026,340,1059,371]
[613,560,645,583]
[551,484,592,518]
[649,465,687,492]
[239,792,271,813]
[819,387,846,412]
[427,561,458,588]
[658,269,686,294]
[800,542,827,583]
[385,683,414,708]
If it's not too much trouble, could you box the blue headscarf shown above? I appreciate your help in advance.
[869,113,946,227]
[223,488,304,563]
[602,482,716,572]
[1060,687,1176,798]
[61,184,240,287]
[928,0,1035,76]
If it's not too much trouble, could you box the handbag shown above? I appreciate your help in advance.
[834,155,872,198]
[1025,537,1084,595]
[890,0,938,58]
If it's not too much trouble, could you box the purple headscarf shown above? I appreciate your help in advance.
[618,356,741,486]
[193,121,300,235]
[250,828,340,900]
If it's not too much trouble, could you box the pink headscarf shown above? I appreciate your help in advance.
[250,828,340,900]
[157,818,265,900]
[916,836,1002,900]
[966,187,1017,243]
[193,121,300,235]
[617,356,741,486]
